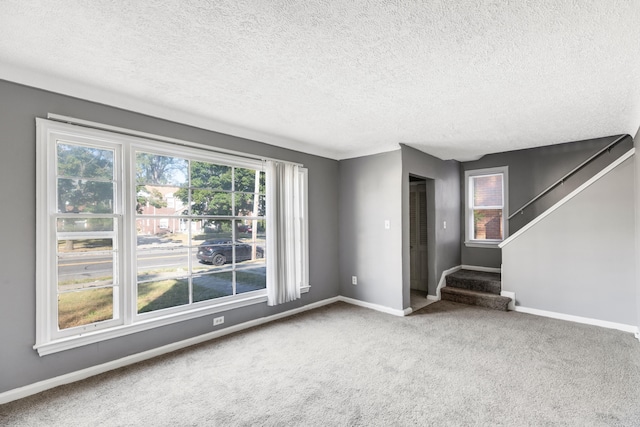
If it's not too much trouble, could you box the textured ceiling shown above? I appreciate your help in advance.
[1,1,639,161]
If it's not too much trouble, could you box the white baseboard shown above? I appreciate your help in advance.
[500,291,516,311]
[514,305,640,334]
[337,296,408,317]
[5,293,635,405]
[461,264,502,273]
[0,295,415,404]
[0,296,339,405]
[435,265,462,299]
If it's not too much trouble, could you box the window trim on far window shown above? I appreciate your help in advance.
[35,118,309,356]
[464,166,508,248]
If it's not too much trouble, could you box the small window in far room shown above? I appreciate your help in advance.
[465,167,508,246]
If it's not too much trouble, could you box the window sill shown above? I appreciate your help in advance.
[464,240,503,249]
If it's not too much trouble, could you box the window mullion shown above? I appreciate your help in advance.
[123,142,136,326]
[231,167,237,295]
[188,160,193,305]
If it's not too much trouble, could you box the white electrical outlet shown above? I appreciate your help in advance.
[213,316,224,326]
[352,276,358,285]
[384,220,390,230]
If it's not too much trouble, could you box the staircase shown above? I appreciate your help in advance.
[440,269,511,311]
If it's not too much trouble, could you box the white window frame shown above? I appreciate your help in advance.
[35,118,308,356]
[464,166,508,248]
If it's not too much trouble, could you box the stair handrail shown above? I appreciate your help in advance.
[508,134,629,220]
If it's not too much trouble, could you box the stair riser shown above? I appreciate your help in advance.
[445,277,501,294]
[441,290,510,311]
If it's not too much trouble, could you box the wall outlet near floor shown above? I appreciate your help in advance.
[352,276,358,285]
[213,316,224,326]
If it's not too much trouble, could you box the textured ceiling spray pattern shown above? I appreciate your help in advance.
[0,0,639,160]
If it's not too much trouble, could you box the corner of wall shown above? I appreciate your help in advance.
[400,145,462,299]
[634,133,640,332]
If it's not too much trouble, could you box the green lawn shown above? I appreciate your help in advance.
[137,271,265,313]
[58,271,266,328]
[58,238,112,253]
[58,288,113,330]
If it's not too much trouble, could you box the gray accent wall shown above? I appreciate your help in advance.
[337,147,462,311]
[501,156,637,325]
[460,135,634,268]
[338,150,405,310]
[401,145,461,304]
[0,80,340,393]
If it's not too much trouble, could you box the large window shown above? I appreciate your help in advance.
[134,150,266,317]
[464,167,508,246]
[36,118,306,355]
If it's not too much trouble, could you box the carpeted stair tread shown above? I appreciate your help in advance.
[440,286,511,311]
[446,269,502,294]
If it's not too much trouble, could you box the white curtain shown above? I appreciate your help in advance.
[266,161,303,305]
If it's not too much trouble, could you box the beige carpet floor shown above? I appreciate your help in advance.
[2,301,640,426]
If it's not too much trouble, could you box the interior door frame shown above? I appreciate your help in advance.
[409,180,429,292]
[408,174,437,296]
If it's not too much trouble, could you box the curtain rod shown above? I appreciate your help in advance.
[46,113,304,167]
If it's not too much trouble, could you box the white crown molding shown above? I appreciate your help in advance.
[0,62,418,163]
[336,145,402,161]
[0,62,344,160]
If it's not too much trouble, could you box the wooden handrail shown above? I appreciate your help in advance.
[508,134,629,220]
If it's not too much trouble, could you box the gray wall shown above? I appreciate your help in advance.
[0,80,340,393]
[401,145,461,304]
[338,150,404,310]
[460,135,634,268]
[337,146,462,311]
[502,156,636,325]
[635,135,640,332]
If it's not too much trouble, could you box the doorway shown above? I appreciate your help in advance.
[409,175,432,311]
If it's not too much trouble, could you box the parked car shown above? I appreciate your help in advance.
[236,224,252,233]
[197,239,264,266]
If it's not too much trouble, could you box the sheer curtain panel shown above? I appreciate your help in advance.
[266,161,303,305]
